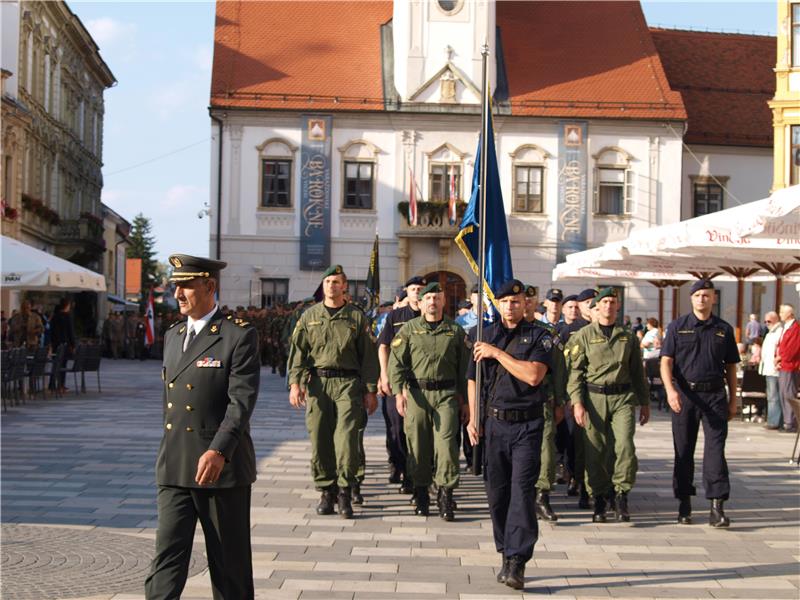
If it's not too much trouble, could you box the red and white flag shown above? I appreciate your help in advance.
[448,166,458,225]
[408,166,418,226]
[144,288,155,347]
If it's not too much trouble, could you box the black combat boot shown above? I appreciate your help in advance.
[709,499,730,528]
[678,496,692,525]
[352,482,363,505]
[496,555,509,584]
[615,491,630,522]
[316,484,338,515]
[388,465,401,484]
[567,478,579,497]
[592,494,608,523]
[337,486,354,519]
[400,475,414,495]
[535,489,558,522]
[578,483,592,509]
[505,555,526,590]
[414,486,430,516]
[439,488,455,521]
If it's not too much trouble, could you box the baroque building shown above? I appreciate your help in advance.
[1,0,115,273]
[770,0,800,191]
[209,0,776,320]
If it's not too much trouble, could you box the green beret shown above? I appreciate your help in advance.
[421,282,442,296]
[590,286,618,308]
[321,264,345,279]
[168,254,227,283]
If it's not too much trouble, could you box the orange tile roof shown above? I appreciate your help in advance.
[650,28,775,147]
[211,1,686,121]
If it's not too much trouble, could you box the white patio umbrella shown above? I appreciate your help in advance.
[1,235,106,292]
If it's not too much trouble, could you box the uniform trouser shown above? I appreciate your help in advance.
[672,389,730,500]
[582,393,638,497]
[305,376,366,489]
[484,416,543,563]
[765,375,783,428]
[779,371,799,429]
[404,389,460,488]
[536,403,556,491]
[380,393,407,473]
[357,406,368,483]
[563,405,586,487]
[144,485,253,600]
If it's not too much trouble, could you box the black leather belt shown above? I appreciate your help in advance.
[408,379,455,391]
[685,379,725,392]
[489,405,543,422]
[587,383,631,395]
[312,368,358,378]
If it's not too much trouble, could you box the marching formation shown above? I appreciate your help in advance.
[146,254,756,599]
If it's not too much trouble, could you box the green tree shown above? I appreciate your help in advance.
[127,213,158,290]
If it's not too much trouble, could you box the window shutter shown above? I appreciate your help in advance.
[624,168,635,215]
[592,167,599,213]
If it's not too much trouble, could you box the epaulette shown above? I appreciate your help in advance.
[531,320,556,333]
[168,319,185,329]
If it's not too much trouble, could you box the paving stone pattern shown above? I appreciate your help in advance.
[1,360,799,599]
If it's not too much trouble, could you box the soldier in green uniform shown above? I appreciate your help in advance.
[145,254,260,600]
[388,282,469,519]
[286,265,379,519]
[565,287,650,522]
[522,285,565,522]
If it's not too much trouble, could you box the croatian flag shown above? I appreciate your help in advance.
[448,167,458,225]
[144,288,155,347]
[408,166,418,226]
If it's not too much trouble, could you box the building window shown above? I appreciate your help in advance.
[791,125,800,185]
[428,164,461,202]
[693,181,724,216]
[343,161,374,209]
[261,159,292,208]
[595,168,631,215]
[260,278,288,308]
[513,165,544,213]
[348,279,367,305]
[793,4,800,67]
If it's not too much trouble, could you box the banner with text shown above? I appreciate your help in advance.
[299,114,332,270]
[556,121,589,264]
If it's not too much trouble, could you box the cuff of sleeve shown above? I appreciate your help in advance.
[365,383,378,393]
[210,435,236,461]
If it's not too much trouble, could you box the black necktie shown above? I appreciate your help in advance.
[184,328,196,352]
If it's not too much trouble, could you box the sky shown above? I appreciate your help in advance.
[69,0,777,262]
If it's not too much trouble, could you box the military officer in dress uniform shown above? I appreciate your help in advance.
[467,279,553,590]
[660,279,739,527]
[377,275,427,493]
[388,282,469,519]
[566,287,650,523]
[286,265,379,519]
[145,254,260,600]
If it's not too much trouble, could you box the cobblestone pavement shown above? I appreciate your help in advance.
[2,360,799,599]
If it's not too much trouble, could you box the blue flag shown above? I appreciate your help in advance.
[454,112,513,309]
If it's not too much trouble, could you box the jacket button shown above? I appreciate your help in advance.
[186,384,193,390]
[167,402,173,409]
[185,427,194,432]
[166,423,172,430]
[168,383,174,389]
[185,405,193,411]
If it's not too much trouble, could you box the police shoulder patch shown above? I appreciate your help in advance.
[542,336,553,352]
[391,337,403,347]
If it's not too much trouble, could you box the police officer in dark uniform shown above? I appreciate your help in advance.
[660,279,739,527]
[466,279,553,590]
[145,254,260,600]
[377,275,427,493]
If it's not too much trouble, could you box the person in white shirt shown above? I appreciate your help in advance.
[759,311,783,430]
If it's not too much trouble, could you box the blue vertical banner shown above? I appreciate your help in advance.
[556,121,588,264]
[299,114,332,270]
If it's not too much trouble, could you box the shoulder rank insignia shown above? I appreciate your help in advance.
[210,324,219,334]
[179,325,186,334]
[715,330,725,337]
[168,320,182,329]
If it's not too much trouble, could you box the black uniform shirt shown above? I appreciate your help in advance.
[378,305,421,346]
[661,312,739,385]
[556,318,589,345]
[467,320,552,410]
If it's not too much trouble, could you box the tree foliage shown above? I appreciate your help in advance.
[127,213,159,288]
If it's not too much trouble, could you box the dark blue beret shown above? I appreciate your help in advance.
[576,288,598,302]
[546,288,564,302]
[495,279,525,299]
[690,279,715,295]
[405,276,427,287]
[563,294,578,303]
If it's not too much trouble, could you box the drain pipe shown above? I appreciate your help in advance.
[210,113,223,262]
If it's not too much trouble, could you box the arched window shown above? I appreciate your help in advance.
[339,140,381,211]
[256,137,297,209]
[509,144,551,214]
[592,146,636,216]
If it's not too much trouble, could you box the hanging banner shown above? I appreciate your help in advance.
[299,114,332,270]
[556,121,589,264]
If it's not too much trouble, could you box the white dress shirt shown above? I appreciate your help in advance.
[184,303,219,351]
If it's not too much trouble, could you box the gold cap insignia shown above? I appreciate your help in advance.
[335,266,342,274]
[170,256,183,268]
[513,285,520,293]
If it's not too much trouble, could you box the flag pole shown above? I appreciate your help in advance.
[472,42,490,476]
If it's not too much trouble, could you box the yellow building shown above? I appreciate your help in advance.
[770,1,800,190]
